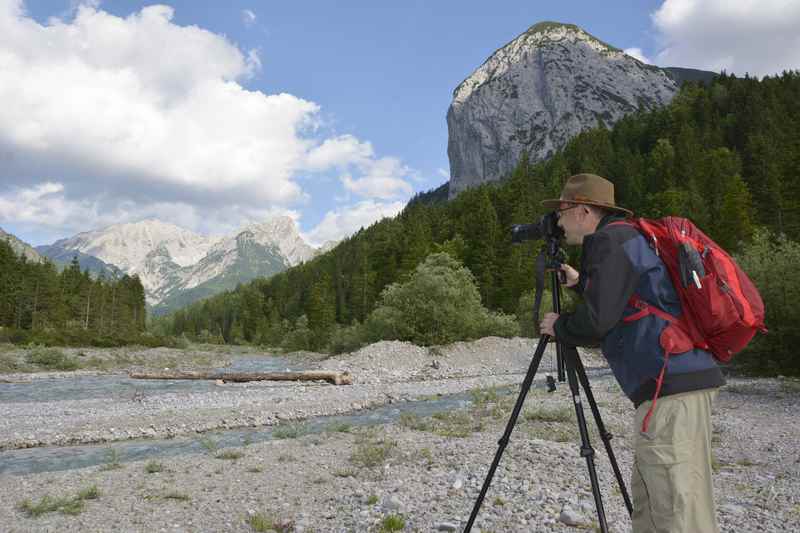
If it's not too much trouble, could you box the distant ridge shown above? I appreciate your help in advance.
[0,227,44,263]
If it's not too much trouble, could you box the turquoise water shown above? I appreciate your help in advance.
[0,357,302,403]
[0,391,478,476]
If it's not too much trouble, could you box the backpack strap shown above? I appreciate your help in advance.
[624,294,679,324]
[623,294,683,433]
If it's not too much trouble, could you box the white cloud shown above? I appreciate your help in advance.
[306,135,413,199]
[305,135,375,170]
[624,47,652,64]
[0,1,412,239]
[651,0,800,76]
[0,181,303,238]
[437,168,450,179]
[303,200,405,246]
[341,157,413,199]
[241,9,256,27]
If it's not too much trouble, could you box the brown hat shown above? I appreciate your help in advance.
[541,173,633,217]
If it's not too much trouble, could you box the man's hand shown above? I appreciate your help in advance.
[539,312,559,337]
[560,264,579,287]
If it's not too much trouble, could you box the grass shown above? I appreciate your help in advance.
[431,410,485,438]
[272,423,303,440]
[198,437,219,453]
[145,490,190,502]
[349,430,397,468]
[100,448,123,471]
[247,466,264,473]
[163,491,190,501]
[17,485,100,518]
[379,514,406,531]
[469,386,500,406]
[418,447,434,465]
[145,460,164,473]
[327,422,352,433]
[247,512,293,532]
[0,352,21,372]
[367,495,379,505]
[398,412,432,432]
[25,347,80,371]
[523,405,574,423]
[215,449,245,461]
[528,423,579,443]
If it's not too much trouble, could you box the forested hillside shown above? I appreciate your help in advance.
[159,72,800,372]
[0,245,149,346]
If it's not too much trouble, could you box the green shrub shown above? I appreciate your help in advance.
[144,461,164,474]
[517,288,578,337]
[735,229,800,375]
[25,348,80,371]
[362,253,519,346]
[328,322,366,354]
[281,315,313,352]
[380,514,406,531]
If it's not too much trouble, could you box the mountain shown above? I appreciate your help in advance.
[150,229,294,315]
[51,218,218,273]
[446,21,715,197]
[45,216,317,314]
[0,227,44,263]
[35,244,123,279]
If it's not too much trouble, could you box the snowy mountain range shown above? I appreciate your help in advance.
[35,216,319,314]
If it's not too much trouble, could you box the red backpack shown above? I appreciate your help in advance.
[613,216,767,363]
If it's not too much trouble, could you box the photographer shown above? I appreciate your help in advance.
[537,174,724,533]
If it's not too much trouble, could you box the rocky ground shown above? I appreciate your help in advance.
[0,338,798,532]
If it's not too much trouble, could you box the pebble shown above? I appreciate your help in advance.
[0,340,796,533]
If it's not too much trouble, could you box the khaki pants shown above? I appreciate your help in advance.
[631,389,720,533]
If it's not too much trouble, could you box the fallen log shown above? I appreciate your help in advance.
[128,370,352,385]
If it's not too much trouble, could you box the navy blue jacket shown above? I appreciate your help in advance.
[554,214,724,406]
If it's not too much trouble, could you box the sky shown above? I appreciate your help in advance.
[1,0,799,247]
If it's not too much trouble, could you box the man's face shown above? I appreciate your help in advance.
[557,202,585,245]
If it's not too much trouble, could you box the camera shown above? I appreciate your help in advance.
[510,212,563,243]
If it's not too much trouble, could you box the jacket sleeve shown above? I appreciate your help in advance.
[553,229,640,346]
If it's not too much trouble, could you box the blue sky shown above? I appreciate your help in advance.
[2,0,799,246]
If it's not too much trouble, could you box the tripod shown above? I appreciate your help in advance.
[464,253,633,533]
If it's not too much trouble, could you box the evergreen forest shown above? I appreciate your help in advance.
[0,247,150,346]
[159,72,800,374]
[5,72,799,374]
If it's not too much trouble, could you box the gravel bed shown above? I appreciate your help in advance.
[0,337,797,532]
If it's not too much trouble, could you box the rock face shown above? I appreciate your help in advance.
[40,216,317,313]
[447,22,679,198]
[0,227,44,263]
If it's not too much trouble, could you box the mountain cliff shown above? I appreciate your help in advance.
[0,227,44,263]
[447,21,691,197]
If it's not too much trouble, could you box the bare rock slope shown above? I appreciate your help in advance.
[447,21,679,197]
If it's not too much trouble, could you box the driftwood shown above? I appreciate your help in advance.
[128,370,352,385]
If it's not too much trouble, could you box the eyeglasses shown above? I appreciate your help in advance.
[556,204,581,219]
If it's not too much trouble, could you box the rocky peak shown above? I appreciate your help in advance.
[0,227,44,263]
[447,21,679,198]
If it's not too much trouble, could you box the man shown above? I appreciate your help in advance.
[537,173,724,533]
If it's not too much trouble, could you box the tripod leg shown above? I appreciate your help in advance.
[570,348,633,516]
[563,348,609,533]
[463,333,550,533]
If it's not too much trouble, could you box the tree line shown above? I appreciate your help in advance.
[0,247,149,346]
[139,71,800,373]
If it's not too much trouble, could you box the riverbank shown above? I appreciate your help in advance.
[1,338,798,532]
